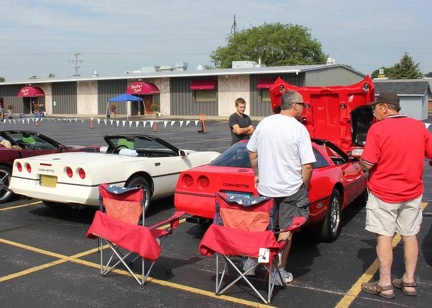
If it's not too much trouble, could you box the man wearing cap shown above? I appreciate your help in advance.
[360,92,432,299]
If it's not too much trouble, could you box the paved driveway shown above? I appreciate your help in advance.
[1,116,431,307]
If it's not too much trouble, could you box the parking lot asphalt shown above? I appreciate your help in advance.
[1,115,432,308]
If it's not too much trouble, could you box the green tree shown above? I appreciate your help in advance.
[387,52,422,79]
[424,72,432,78]
[0,77,5,82]
[210,23,327,68]
[29,76,39,79]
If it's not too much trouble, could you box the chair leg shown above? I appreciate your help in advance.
[215,254,269,304]
[101,241,144,285]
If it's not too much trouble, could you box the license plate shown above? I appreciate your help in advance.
[40,175,57,188]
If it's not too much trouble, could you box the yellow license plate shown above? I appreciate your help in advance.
[40,175,57,188]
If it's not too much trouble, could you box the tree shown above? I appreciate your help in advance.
[424,72,432,78]
[29,76,39,79]
[0,77,5,82]
[387,52,422,79]
[210,23,327,68]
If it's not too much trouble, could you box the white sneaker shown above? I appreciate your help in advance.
[273,267,293,286]
[243,257,258,276]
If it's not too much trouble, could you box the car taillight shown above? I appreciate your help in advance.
[25,163,31,173]
[197,175,210,189]
[16,162,23,172]
[77,168,86,179]
[182,174,193,187]
[65,167,73,178]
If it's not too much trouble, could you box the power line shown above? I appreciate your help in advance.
[69,52,84,76]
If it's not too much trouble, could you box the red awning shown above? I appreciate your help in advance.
[18,86,45,97]
[190,80,217,91]
[257,78,277,89]
[126,81,160,95]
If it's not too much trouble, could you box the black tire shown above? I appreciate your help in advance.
[0,165,14,203]
[125,176,151,212]
[309,189,342,243]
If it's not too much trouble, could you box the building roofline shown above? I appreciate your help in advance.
[0,64,364,86]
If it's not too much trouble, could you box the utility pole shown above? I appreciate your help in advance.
[69,52,84,77]
[231,15,237,35]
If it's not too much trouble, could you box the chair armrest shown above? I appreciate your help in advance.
[148,211,186,230]
[276,216,307,233]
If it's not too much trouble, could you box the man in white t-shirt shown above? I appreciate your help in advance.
[246,90,316,285]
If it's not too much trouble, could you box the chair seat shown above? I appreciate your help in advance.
[199,224,284,260]
[87,211,161,261]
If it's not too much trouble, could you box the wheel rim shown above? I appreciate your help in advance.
[0,169,12,202]
[329,195,341,235]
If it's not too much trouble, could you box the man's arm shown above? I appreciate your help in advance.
[232,124,253,135]
[248,151,259,186]
[246,124,254,135]
[301,163,313,190]
[360,158,374,170]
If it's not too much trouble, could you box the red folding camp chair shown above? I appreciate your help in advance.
[199,192,306,304]
[86,184,184,285]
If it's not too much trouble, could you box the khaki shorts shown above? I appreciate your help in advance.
[365,193,423,236]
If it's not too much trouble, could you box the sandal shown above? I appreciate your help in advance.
[392,278,417,296]
[361,281,395,299]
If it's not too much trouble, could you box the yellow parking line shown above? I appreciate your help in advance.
[0,201,42,211]
[0,236,270,307]
[335,202,428,308]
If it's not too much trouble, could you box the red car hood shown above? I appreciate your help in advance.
[269,76,375,155]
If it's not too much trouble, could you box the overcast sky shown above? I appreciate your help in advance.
[0,0,431,82]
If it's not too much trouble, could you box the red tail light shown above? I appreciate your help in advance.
[25,163,31,173]
[77,168,86,179]
[197,175,210,189]
[65,167,73,178]
[17,162,23,172]
[182,174,193,187]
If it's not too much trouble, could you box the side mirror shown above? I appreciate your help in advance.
[179,150,187,157]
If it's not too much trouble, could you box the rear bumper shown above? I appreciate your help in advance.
[174,192,215,219]
[10,177,100,206]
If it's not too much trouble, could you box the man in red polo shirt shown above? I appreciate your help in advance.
[360,92,432,299]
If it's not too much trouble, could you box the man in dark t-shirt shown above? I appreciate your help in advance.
[228,98,254,145]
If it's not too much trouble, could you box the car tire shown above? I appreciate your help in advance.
[126,176,151,212]
[0,165,13,203]
[309,189,342,243]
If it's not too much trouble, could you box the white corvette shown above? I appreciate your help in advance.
[9,134,220,211]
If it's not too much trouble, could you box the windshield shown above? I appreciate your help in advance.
[210,141,250,167]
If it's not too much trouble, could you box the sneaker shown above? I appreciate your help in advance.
[273,267,293,286]
[243,257,258,276]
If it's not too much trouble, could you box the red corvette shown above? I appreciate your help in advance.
[175,76,375,242]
